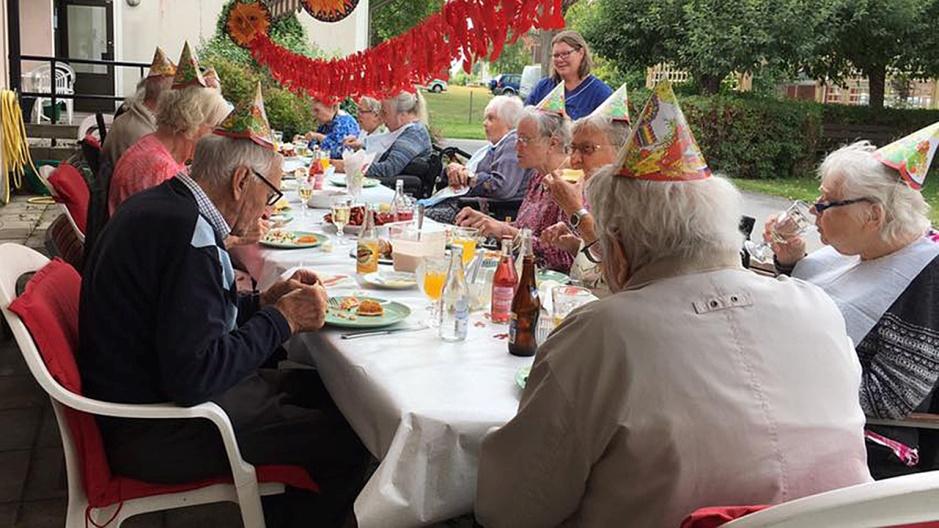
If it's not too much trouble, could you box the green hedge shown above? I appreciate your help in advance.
[624,90,939,180]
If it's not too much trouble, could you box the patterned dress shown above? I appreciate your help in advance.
[311,111,360,159]
[513,172,574,272]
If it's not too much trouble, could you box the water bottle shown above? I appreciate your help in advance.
[439,246,469,342]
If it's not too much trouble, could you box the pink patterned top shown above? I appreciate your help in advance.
[513,172,574,272]
[109,134,186,215]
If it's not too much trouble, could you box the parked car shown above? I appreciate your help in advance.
[424,79,449,93]
[519,65,543,101]
[490,73,521,96]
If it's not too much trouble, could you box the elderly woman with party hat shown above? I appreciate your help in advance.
[765,122,939,479]
[456,83,575,272]
[476,82,872,528]
[109,42,230,215]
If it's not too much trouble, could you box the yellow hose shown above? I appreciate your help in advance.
[1,90,39,204]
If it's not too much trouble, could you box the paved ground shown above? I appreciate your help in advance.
[0,179,817,527]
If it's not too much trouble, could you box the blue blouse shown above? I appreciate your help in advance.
[524,75,613,120]
[310,111,360,159]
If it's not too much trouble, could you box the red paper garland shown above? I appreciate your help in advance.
[301,0,358,23]
[227,0,564,103]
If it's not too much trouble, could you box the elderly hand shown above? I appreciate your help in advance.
[541,222,581,255]
[455,207,504,237]
[331,159,345,172]
[763,214,807,267]
[445,163,469,189]
[343,136,363,150]
[274,283,328,333]
[287,268,321,286]
[543,171,584,216]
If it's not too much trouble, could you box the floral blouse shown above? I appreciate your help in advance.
[513,172,574,272]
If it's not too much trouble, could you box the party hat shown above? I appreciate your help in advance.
[146,47,176,78]
[535,82,566,117]
[615,81,710,182]
[590,83,630,124]
[172,41,207,89]
[214,82,275,150]
[873,122,939,190]
[203,67,221,88]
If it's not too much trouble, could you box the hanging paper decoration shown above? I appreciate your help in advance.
[224,0,565,104]
[301,0,359,23]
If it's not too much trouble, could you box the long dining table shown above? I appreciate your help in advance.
[230,177,534,527]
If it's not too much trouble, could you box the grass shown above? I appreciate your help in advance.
[424,85,494,140]
[731,173,939,224]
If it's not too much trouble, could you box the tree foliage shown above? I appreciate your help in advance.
[491,37,534,75]
[369,0,444,45]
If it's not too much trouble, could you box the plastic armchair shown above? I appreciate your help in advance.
[25,61,75,124]
[0,243,295,527]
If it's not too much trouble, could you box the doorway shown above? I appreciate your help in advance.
[55,0,115,112]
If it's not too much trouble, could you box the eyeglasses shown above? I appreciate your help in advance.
[517,135,540,146]
[581,238,603,264]
[571,143,605,156]
[813,197,872,214]
[552,48,580,61]
[253,170,283,207]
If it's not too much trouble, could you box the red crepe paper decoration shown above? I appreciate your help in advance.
[225,0,565,104]
[226,0,272,48]
[301,0,359,23]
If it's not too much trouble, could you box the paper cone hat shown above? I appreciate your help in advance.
[146,47,176,79]
[172,41,207,89]
[590,83,630,124]
[873,122,939,190]
[203,67,220,88]
[535,82,566,117]
[214,82,275,150]
[616,81,710,182]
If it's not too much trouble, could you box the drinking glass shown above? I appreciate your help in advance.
[552,286,594,326]
[451,227,479,267]
[331,197,352,245]
[416,256,449,328]
[297,178,313,218]
[744,200,814,263]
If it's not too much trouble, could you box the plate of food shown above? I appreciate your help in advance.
[328,174,380,188]
[536,269,570,284]
[259,230,325,249]
[325,296,411,328]
[515,365,531,390]
[272,197,292,212]
[323,205,411,234]
[347,239,393,264]
[361,271,417,290]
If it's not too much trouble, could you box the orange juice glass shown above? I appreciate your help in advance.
[452,227,479,266]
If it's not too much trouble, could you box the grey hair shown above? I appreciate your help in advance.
[190,134,281,189]
[518,106,572,152]
[586,167,744,273]
[485,95,524,128]
[358,96,382,114]
[386,90,429,124]
[820,141,930,243]
[156,86,230,139]
[571,114,629,150]
[143,76,173,105]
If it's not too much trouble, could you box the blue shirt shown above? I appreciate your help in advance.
[310,111,360,159]
[524,75,613,120]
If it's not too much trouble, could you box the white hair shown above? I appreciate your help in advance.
[571,114,629,150]
[358,96,382,114]
[485,95,524,128]
[518,107,571,152]
[144,76,173,104]
[190,134,281,189]
[156,86,230,139]
[386,90,429,125]
[820,141,930,244]
[586,167,744,273]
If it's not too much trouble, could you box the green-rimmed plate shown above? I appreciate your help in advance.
[515,365,531,390]
[269,213,293,228]
[537,269,570,284]
[259,231,325,249]
[326,296,412,328]
[361,271,417,290]
[328,175,380,188]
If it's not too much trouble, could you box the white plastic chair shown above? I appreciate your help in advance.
[0,243,292,527]
[24,61,75,124]
[722,471,939,527]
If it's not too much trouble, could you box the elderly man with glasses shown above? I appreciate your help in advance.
[79,87,368,528]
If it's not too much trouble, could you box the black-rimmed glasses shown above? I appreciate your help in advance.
[813,197,872,214]
[253,170,283,207]
[581,239,603,264]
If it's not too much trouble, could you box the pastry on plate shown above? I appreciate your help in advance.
[355,299,384,317]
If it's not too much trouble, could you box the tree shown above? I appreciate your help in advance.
[805,0,939,109]
[369,0,444,46]
[491,37,534,74]
[580,0,834,94]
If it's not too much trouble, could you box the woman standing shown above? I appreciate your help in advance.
[524,30,612,120]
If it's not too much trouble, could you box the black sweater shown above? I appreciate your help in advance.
[78,178,290,406]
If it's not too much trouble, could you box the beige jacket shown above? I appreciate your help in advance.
[102,100,156,166]
[476,254,872,528]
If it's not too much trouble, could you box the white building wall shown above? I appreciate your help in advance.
[297,0,369,56]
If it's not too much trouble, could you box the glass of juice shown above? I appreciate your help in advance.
[451,227,479,267]
[417,255,449,328]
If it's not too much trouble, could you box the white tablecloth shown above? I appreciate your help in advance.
[230,182,532,527]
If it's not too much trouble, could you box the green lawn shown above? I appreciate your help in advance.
[424,85,494,140]
[731,174,939,224]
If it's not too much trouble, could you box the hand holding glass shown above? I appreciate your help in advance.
[744,200,813,263]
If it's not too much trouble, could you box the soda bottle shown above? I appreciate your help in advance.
[391,179,411,221]
[509,229,540,356]
[439,246,470,342]
[491,236,517,324]
[356,207,380,275]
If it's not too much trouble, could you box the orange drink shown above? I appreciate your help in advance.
[423,271,446,300]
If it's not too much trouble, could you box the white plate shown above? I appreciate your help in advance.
[361,271,417,290]
[308,189,351,209]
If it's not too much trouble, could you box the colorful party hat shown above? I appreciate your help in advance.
[146,47,176,78]
[873,122,939,190]
[172,41,207,89]
[535,82,566,117]
[214,82,275,150]
[590,83,630,124]
[616,81,710,181]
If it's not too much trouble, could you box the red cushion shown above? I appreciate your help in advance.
[47,163,89,234]
[681,505,939,528]
[8,259,317,509]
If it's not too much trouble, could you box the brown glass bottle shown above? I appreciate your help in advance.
[509,230,540,356]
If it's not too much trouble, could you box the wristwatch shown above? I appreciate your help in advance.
[569,208,590,229]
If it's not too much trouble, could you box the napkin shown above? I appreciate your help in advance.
[342,150,376,187]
